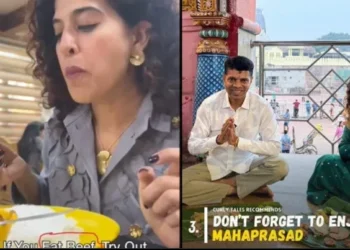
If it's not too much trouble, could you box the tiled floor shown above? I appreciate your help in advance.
[182,154,322,248]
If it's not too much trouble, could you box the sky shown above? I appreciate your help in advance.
[257,0,350,41]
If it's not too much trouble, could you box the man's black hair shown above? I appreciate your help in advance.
[224,56,254,76]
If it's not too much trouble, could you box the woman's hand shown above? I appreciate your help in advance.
[0,143,27,185]
[138,148,179,248]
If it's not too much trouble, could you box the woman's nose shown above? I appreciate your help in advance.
[58,31,79,57]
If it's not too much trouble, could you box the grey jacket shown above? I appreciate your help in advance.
[13,93,179,245]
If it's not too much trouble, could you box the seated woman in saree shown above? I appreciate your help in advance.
[0,0,180,248]
[307,84,350,205]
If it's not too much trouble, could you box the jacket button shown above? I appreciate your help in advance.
[172,116,180,129]
[67,164,76,176]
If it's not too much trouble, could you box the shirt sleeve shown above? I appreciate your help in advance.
[237,104,281,156]
[187,101,219,155]
[339,126,350,162]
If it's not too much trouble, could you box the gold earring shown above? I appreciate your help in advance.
[130,53,145,66]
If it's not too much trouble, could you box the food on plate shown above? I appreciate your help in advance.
[300,223,310,239]
[324,237,336,247]
[298,208,350,247]
[301,228,308,239]
[194,222,204,238]
[323,207,338,216]
[329,227,339,234]
[313,223,329,236]
[192,212,204,223]
[301,223,309,231]
[316,209,329,224]
[344,239,350,248]
[0,205,83,248]
[329,227,350,241]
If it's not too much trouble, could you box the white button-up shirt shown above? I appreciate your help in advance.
[188,90,281,180]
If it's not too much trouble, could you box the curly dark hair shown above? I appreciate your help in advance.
[17,121,44,163]
[27,0,179,121]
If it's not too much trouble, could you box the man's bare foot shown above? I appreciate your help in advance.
[227,186,237,196]
[253,186,274,197]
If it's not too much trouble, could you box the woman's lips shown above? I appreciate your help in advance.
[64,66,86,79]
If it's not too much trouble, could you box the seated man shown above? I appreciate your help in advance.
[182,56,289,206]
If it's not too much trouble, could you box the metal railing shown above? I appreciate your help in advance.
[251,40,350,154]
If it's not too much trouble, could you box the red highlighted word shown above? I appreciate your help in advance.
[38,232,107,248]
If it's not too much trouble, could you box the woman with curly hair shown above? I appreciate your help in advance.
[0,0,179,247]
[307,83,350,205]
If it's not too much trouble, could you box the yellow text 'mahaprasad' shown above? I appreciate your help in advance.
[212,229,303,242]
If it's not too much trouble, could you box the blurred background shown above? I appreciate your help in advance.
[0,0,50,148]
